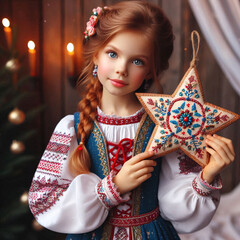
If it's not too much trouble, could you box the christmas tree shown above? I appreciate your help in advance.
[0,19,64,240]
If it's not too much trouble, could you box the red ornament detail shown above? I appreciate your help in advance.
[166,97,206,140]
[184,117,189,122]
[192,178,210,197]
[178,151,202,175]
[50,132,72,145]
[147,98,154,105]
[96,171,126,209]
[114,227,128,239]
[38,160,61,174]
[36,132,72,177]
[189,75,195,83]
[108,138,133,172]
[46,141,70,154]
[109,207,160,227]
[29,176,69,217]
[196,148,204,159]
[220,114,229,122]
[97,110,144,125]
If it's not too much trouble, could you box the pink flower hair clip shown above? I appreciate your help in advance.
[84,6,106,40]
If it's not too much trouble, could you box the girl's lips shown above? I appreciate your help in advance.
[110,79,127,88]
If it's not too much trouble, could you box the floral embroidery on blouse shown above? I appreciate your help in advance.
[96,107,145,125]
[177,150,202,175]
[29,176,69,218]
[96,171,130,209]
[192,171,222,197]
[29,131,72,217]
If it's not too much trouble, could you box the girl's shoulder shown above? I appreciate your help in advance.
[56,114,74,125]
[53,115,75,134]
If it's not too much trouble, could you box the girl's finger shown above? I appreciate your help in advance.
[213,134,235,156]
[207,135,234,162]
[206,147,222,163]
[136,173,152,184]
[206,140,229,162]
[131,159,156,172]
[133,166,154,179]
[129,151,155,165]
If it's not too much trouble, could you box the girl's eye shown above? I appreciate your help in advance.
[108,51,117,58]
[133,59,144,66]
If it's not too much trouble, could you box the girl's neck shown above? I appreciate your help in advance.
[100,91,142,117]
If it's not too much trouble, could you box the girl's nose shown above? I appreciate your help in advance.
[116,60,128,77]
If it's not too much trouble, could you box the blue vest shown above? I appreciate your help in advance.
[66,113,180,240]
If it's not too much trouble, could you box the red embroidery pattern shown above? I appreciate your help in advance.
[46,141,69,154]
[177,151,202,175]
[50,133,72,145]
[38,160,62,174]
[29,176,69,217]
[96,181,110,208]
[107,173,122,204]
[36,170,60,178]
[97,110,144,125]
[115,203,132,218]
[37,132,71,177]
[109,207,160,227]
[192,172,222,197]
[42,151,66,162]
[115,227,128,240]
[192,176,210,197]
[96,171,127,209]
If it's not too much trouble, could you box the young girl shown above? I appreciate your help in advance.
[29,1,235,239]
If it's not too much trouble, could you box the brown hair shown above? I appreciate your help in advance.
[69,1,174,176]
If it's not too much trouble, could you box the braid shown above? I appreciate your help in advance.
[69,77,102,176]
[78,78,102,143]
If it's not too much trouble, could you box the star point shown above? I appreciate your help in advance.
[137,67,240,167]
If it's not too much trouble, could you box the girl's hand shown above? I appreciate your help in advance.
[113,151,156,194]
[202,134,235,184]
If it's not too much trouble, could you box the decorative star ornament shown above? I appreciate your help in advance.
[136,31,240,167]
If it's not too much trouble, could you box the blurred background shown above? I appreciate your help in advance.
[0,0,239,239]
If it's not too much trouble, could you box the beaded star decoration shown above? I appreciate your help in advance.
[136,31,240,167]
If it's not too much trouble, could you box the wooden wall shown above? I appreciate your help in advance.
[0,0,239,193]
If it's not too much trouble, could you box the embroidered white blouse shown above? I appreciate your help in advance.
[29,107,222,236]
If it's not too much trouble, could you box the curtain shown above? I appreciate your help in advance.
[188,0,240,96]
[179,183,240,240]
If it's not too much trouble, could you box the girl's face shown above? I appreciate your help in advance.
[94,31,152,98]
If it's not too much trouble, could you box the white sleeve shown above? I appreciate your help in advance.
[28,115,109,234]
[158,151,222,234]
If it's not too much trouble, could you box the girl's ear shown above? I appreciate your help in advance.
[93,54,99,65]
